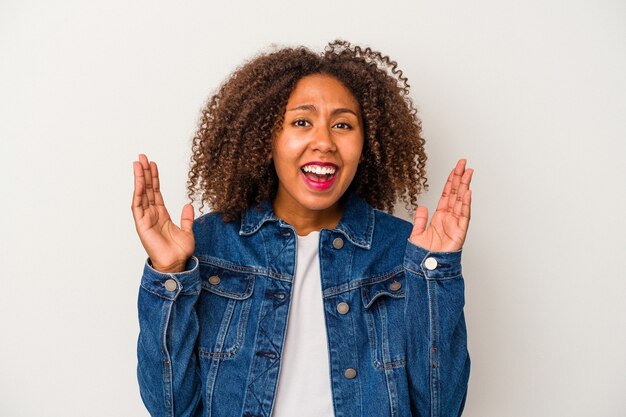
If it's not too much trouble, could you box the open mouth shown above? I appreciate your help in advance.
[300,162,339,190]
[300,163,338,182]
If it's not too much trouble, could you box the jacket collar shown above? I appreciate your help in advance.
[239,191,375,249]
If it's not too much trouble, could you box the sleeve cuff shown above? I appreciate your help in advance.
[404,240,463,279]
[140,256,201,299]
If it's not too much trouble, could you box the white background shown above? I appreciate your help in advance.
[1,1,625,416]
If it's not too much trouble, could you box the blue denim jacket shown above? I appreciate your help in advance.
[137,192,470,417]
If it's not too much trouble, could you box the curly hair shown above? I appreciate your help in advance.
[186,39,428,222]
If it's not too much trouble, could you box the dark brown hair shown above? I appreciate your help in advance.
[186,39,428,221]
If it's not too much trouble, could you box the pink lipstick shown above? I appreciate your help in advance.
[300,162,339,191]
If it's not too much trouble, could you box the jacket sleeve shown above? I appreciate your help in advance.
[403,240,470,417]
[137,255,203,417]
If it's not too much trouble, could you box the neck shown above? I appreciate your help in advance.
[272,199,344,236]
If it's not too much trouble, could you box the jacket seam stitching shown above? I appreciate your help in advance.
[161,301,174,417]
[199,257,292,281]
[404,266,462,280]
[323,267,404,298]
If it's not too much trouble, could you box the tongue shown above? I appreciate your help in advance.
[304,172,329,182]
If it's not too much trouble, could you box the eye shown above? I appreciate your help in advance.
[293,119,311,127]
[333,122,352,129]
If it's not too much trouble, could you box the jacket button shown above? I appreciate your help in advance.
[390,280,401,291]
[164,279,177,292]
[208,275,221,285]
[332,237,344,249]
[337,302,350,314]
[344,368,357,379]
[424,257,438,270]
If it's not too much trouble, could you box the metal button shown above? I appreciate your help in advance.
[424,257,438,270]
[332,237,344,249]
[208,275,221,285]
[344,368,357,379]
[164,279,177,292]
[390,280,402,291]
[337,302,350,314]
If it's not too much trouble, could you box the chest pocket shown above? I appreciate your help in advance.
[361,273,407,370]
[196,263,255,360]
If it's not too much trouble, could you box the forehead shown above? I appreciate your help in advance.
[287,74,359,110]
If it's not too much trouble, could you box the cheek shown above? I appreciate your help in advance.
[270,138,285,165]
[348,141,364,167]
[271,142,294,176]
[273,136,303,163]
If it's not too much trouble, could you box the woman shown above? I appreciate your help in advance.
[132,40,473,417]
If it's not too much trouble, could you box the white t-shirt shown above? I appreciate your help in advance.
[271,231,334,417]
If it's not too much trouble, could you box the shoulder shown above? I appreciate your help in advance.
[192,211,242,247]
[373,208,413,232]
[371,207,413,246]
[194,210,230,227]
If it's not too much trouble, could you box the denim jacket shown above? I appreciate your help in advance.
[137,192,470,417]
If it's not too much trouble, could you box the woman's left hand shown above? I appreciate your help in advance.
[409,159,474,252]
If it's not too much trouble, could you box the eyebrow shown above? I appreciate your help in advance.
[287,104,358,117]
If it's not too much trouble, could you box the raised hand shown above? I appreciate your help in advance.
[409,159,473,252]
[131,154,195,273]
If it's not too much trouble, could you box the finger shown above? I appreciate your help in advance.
[150,161,165,206]
[435,169,455,213]
[139,154,156,207]
[137,154,149,209]
[453,168,473,218]
[447,159,467,213]
[180,204,194,233]
[458,189,472,232]
[411,205,428,236]
[131,161,145,221]
[137,156,148,210]
[457,168,473,196]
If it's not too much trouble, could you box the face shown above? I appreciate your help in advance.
[271,73,364,221]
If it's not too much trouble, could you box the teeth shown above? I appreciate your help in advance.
[302,165,336,175]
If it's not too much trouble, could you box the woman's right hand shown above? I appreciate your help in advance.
[131,154,195,273]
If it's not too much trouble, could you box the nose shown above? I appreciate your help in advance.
[311,126,337,153]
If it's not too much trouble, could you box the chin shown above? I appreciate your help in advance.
[298,193,343,211]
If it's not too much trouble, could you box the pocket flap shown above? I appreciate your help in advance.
[361,275,405,309]
[200,263,255,300]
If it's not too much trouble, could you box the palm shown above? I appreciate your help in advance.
[131,154,195,271]
[137,201,194,259]
[409,159,473,252]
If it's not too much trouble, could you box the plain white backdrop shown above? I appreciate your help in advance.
[1,0,625,416]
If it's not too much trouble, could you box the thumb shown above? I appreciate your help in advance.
[412,205,428,236]
[180,204,194,233]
